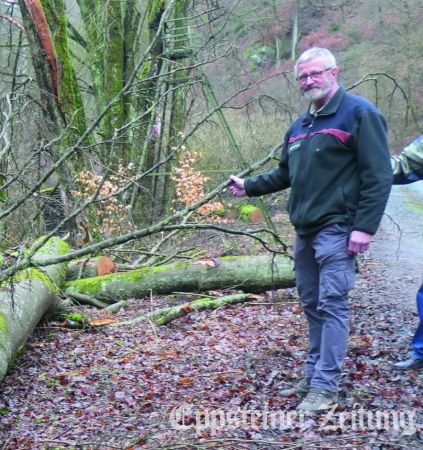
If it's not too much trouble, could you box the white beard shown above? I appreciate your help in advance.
[303,85,332,102]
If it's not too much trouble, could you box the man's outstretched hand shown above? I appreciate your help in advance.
[348,230,372,256]
[229,175,246,197]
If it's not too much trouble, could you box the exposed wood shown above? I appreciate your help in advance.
[0,238,70,381]
[65,254,295,302]
[66,256,117,281]
[23,0,59,98]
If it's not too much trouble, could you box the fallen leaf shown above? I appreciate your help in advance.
[89,317,118,327]
[179,378,193,387]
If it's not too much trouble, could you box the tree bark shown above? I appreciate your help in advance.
[0,237,70,381]
[65,254,295,302]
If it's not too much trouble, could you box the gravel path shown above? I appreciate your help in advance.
[370,182,423,302]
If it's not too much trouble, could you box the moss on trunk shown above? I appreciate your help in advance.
[0,237,70,382]
[65,254,295,302]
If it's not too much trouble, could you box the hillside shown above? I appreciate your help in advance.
[200,0,423,154]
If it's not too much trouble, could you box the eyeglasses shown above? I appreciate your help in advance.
[296,67,334,83]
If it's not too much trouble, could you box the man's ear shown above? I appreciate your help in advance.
[332,67,340,78]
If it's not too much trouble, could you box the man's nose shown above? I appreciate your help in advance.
[304,76,315,86]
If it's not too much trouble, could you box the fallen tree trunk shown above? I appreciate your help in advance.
[65,254,295,302]
[0,237,70,381]
[112,293,253,327]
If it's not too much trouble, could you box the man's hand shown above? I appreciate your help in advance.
[348,230,373,256]
[229,175,246,197]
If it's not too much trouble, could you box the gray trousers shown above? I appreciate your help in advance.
[294,223,356,392]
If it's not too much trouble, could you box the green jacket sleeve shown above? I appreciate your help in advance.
[391,135,423,184]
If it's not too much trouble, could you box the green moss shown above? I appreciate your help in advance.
[30,237,71,256]
[239,204,259,222]
[64,313,88,324]
[65,275,107,296]
[120,261,190,281]
[155,316,167,326]
[148,0,166,27]
[0,313,9,335]
[66,260,191,296]
[39,186,57,195]
[139,61,152,80]
[6,268,60,294]
[191,297,212,307]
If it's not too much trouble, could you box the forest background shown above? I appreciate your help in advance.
[0,0,421,265]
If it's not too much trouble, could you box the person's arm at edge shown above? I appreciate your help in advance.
[229,133,291,197]
[391,135,423,184]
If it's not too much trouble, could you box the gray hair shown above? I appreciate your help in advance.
[295,47,337,76]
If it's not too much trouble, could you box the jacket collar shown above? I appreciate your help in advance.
[308,85,345,116]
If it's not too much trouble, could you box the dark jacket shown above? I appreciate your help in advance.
[245,86,393,236]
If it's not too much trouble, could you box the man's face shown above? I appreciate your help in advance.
[296,57,337,102]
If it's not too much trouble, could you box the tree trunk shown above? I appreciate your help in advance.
[0,237,70,381]
[155,0,190,219]
[65,254,295,302]
[76,0,132,168]
[291,0,300,60]
[19,0,88,234]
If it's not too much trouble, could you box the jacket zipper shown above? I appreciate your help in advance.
[296,114,316,230]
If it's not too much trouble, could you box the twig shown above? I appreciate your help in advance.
[38,326,85,333]
[40,440,121,449]
[196,370,243,377]
[104,300,127,314]
[111,293,253,328]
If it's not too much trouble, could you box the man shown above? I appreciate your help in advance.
[390,135,423,370]
[229,47,392,411]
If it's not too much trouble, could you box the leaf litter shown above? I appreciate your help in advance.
[0,221,422,449]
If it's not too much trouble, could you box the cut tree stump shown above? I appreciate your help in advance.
[0,237,70,381]
[65,254,295,302]
[66,256,117,280]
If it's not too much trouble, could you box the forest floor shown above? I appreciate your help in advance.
[0,184,422,450]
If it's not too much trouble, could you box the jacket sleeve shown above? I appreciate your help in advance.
[245,134,291,197]
[391,135,423,184]
[351,111,392,235]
